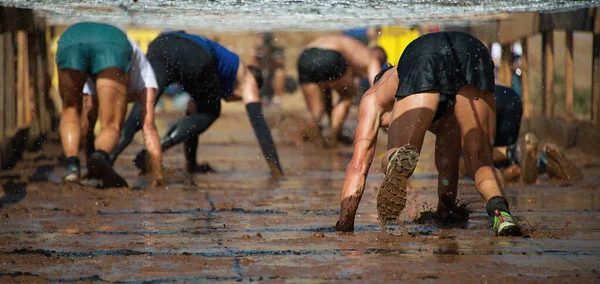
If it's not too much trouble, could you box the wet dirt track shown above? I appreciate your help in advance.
[1,108,600,283]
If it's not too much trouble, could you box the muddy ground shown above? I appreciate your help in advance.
[1,105,600,283]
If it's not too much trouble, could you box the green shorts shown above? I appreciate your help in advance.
[56,22,133,74]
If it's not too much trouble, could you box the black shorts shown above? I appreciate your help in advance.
[147,33,221,117]
[396,31,495,99]
[494,85,522,146]
[297,48,348,83]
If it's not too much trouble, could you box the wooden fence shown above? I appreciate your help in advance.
[466,8,600,154]
[0,7,54,169]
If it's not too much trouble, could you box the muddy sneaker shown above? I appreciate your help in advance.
[63,157,81,183]
[520,133,539,184]
[493,210,522,236]
[64,163,80,183]
[88,151,128,188]
[542,144,583,182]
[133,150,152,174]
[377,145,419,230]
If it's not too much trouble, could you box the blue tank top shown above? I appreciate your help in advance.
[171,31,240,98]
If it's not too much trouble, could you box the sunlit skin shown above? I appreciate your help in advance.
[59,67,130,163]
[336,66,507,232]
[301,35,382,147]
[81,86,165,186]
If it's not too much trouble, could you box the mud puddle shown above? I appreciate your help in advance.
[1,110,600,282]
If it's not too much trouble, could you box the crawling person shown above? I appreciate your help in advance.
[297,35,381,147]
[109,31,284,176]
[56,22,163,188]
[79,34,164,187]
[482,87,582,184]
[336,31,522,236]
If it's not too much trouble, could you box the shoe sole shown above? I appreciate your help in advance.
[63,173,80,184]
[377,145,419,230]
[88,155,128,188]
[497,223,523,237]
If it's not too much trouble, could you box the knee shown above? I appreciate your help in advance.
[100,118,123,134]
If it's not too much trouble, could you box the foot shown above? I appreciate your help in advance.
[542,144,583,182]
[521,133,539,184]
[88,151,128,188]
[492,210,522,236]
[503,164,522,182]
[133,150,152,174]
[377,145,419,230]
[187,162,216,174]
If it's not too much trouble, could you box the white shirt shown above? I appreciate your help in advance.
[83,37,157,96]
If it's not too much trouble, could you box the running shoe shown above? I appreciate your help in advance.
[377,145,419,229]
[64,163,80,183]
[88,151,128,188]
[493,210,522,236]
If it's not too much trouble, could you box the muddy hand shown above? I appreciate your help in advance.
[269,161,284,177]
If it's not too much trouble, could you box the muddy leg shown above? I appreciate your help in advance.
[300,82,326,145]
[378,92,439,230]
[329,82,355,148]
[81,95,98,160]
[88,67,129,188]
[432,114,461,220]
[58,69,87,182]
[454,85,520,236]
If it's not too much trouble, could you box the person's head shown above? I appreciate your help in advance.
[373,64,394,85]
[247,65,264,89]
[262,32,274,46]
[367,26,382,42]
[370,46,388,67]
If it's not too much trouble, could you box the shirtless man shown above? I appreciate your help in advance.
[109,31,283,176]
[56,22,162,188]
[336,31,522,236]
[297,35,381,147]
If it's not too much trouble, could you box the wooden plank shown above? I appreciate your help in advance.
[24,32,33,125]
[593,34,600,125]
[0,33,5,138]
[16,30,26,128]
[521,38,531,118]
[595,7,600,34]
[496,13,540,45]
[542,31,555,118]
[500,44,512,87]
[565,31,574,123]
[540,9,593,32]
[5,31,15,138]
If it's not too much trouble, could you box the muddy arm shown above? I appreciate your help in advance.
[336,94,382,232]
[238,65,284,176]
[140,88,165,186]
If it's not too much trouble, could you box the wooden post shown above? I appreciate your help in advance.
[521,37,531,118]
[0,33,5,138]
[5,32,15,138]
[542,30,555,118]
[500,44,513,87]
[565,31,574,123]
[593,33,600,125]
[16,30,26,128]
